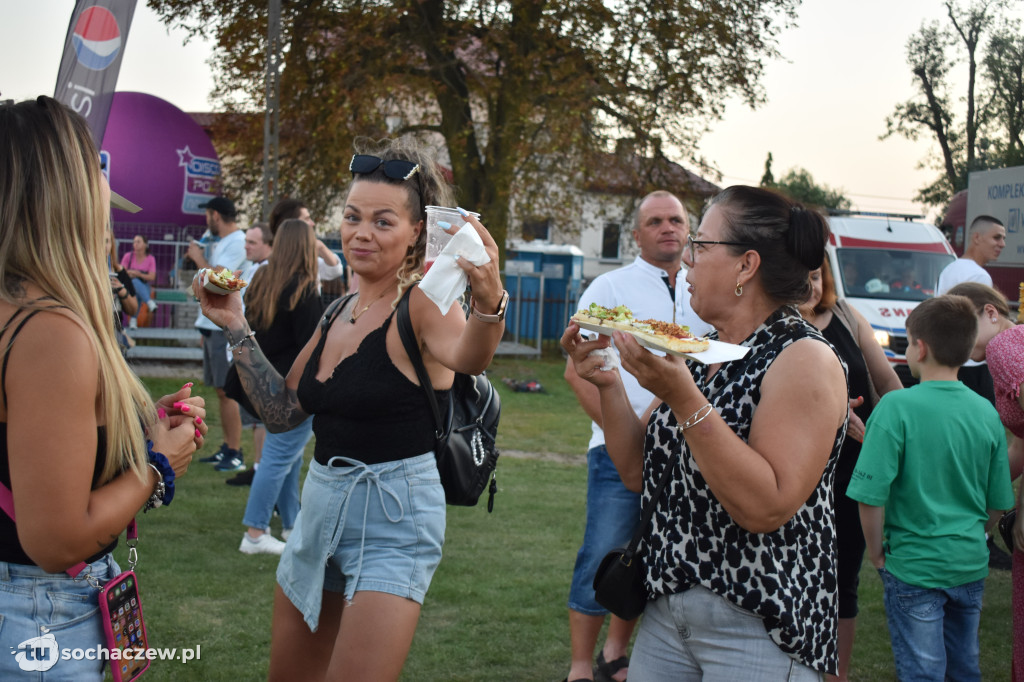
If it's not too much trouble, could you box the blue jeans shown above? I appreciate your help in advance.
[131,279,150,304]
[0,554,120,681]
[242,416,314,530]
[630,586,823,681]
[568,444,641,616]
[879,568,984,681]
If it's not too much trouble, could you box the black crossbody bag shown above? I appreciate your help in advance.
[396,286,501,511]
[593,338,785,619]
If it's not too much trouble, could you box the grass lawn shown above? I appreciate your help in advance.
[127,354,1012,681]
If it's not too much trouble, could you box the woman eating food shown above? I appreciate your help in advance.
[562,185,848,679]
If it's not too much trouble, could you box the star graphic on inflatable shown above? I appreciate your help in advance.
[177,146,196,168]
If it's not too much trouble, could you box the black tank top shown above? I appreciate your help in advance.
[820,310,874,491]
[0,304,113,565]
[296,307,448,466]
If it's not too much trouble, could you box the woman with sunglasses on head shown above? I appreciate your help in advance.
[800,258,902,682]
[0,97,206,680]
[562,186,848,679]
[194,139,506,681]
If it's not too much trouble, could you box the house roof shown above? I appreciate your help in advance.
[583,150,720,201]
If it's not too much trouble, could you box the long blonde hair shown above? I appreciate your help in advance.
[245,219,319,330]
[0,96,152,484]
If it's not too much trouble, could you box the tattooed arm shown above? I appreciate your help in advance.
[224,324,311,433]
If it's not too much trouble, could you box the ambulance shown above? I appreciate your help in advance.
[825,212,956,386]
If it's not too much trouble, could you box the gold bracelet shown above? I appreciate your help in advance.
[677,403,714,432]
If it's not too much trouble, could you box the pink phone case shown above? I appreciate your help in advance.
[98,570,151,682]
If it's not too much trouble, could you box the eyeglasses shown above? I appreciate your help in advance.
[349,154,420,181]
[686,235,753,261]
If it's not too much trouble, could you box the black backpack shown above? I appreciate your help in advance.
[396,287,501,511]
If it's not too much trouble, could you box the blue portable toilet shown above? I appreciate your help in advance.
[505,241,584,340]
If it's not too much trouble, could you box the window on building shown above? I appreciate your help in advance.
[522,219,550,242]
[601,222,621,259]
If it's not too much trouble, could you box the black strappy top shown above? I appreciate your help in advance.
[0,303,113,566]
[296,303,449,466]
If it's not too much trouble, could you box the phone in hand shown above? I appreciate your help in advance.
[98,570,151,682]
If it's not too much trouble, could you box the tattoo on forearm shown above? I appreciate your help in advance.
[234,341,308,432]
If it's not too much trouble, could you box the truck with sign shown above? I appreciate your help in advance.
[825,212,956,386]
[963,164,1024,302]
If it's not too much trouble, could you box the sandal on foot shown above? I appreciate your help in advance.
[595,651,629,682]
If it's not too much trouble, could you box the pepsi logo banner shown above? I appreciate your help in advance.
[54,1,137,146]
[71,6,123,70]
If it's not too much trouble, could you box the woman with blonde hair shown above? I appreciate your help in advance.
[0,96,205,680]
[235,218,324,555]
[195,138,506,680]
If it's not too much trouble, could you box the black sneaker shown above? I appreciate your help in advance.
[988,535,1013,571]
[226,469,255,486]
[200,442,229,464]
[214,448,245,473]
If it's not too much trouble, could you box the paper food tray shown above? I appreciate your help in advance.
[574,320,749,365]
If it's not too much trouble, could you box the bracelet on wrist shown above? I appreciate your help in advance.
[144,463,166,512]
[145,442,176,508]
[677,403,714,432]
[227,329,257,355]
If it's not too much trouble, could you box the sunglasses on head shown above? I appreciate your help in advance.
[349,154,420,181]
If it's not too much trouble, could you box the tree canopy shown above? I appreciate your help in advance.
[762,163,851,211]
[883,0,1023,207]
[148,0,798,252]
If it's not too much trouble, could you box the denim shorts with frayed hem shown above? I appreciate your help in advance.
[277,452,445,632]
[0,553,119,681]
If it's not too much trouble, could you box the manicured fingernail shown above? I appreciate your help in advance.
[182,382,193,389]
[181,405,191,412]
[196,429,202,438]
[456,207,469,217]
[438,221,452,229]
[194,417,202,425]
[157,408,166,420]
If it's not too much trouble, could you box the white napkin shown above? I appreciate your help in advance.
[419,223,491,314]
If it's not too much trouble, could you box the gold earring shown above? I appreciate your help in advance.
[735,282,743,297]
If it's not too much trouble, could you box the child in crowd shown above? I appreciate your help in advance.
[847,294,1014,681]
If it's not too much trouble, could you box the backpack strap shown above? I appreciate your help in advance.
[395,285,445,440]
[320,293,356,332]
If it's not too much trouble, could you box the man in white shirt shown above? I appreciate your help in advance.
[187,196,249,473]
[937,215,1006,294]
[935,214,1005,404]
[562,191,711,682]
[241,223,272,283]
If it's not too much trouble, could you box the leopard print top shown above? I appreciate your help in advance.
[642,306,844,674]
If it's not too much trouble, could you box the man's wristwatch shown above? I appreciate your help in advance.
[471,289,509,323]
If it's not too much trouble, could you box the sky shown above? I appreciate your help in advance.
[3,0,1021,221]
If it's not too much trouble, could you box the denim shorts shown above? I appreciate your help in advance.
[277,452,446,632]
[568,444,641,615]
[0,554,119,681]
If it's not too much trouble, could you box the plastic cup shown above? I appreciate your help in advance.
[425,205,480,272]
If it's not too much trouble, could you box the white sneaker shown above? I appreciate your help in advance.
[146,299,158,311]
[128,317,137,329]
[239,532,286,555]
[281,528,292,542]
